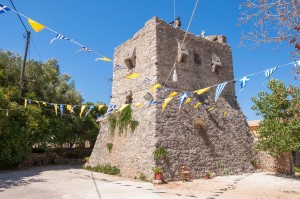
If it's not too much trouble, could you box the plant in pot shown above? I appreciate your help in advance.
[152,166,163,180]
[204,171,212,179]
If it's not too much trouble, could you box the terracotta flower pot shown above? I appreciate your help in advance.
[155,173,163,180]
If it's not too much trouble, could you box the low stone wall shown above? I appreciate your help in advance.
[256,152,293,174]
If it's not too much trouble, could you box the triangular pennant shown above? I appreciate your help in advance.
[169,91,178,98]
[54,104,58,116]
[194,87,210,95]
[42,102,47,107]
[185,98,191,104]
[179,92,190,109]
[264,67,278,79]
[126,73,140,79]
[215,82,228,101]
[239,76,251,91]
[162,97,173,112]
[98,104,105,111]
[50,34,70,44]
[35,100,40,107]
[59,104,64,117]
[135,102,142,107]
[80,105,86,118]
[116,104,129,112]
[24,99,28,108]
[209,107,215,111]
[28,18,45,32]
[151,83,162,92]
[95,57,112,62]
[194,102,201,108]
[223,111,227,117]
[0,4,11,14]
[84,106,94,118]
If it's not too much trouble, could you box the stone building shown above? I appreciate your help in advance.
[89,17,254,180]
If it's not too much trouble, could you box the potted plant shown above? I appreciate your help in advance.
[152,166,163,180]
[204,171,212,179]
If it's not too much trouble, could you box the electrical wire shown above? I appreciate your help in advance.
[8,0,28,32]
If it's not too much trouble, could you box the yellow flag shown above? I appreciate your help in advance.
[135,103,142,107]
[80,105,86,118]
[24,99,27,108]
[185,98,191,104]
[169,91,178,98]
[42,102,47,107]
[194,102,201,108]
[209,107,215,111]
[95,57,112,62]
[67,105,73,113]
[98,104,105,110]
[162,97,173,112]
[151,83,162,92]
[223,111,227,117]
[194,87,210,95]
[35,101,40,107]
[117,104,129,112]
[54,104,58,116]
[126,73,140,79]
[28,18,45,32]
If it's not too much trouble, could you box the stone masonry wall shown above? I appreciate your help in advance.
[89,17,159,179]
[90,16,254,181]
[154,18,254,180]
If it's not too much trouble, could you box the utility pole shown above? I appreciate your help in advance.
[20,31,30,97]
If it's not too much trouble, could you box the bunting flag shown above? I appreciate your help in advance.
[80,105,86,118]
[141,78,151,84]
[209,107,215,111]
[106,104,116,115]
[149,101,157,105]
[84,106,94,118]
[169,91,178,98]
[117,104,129,112]
[77,47,92,52]
[135,102,142,107]
[179,92,190,109]
[264,67,278,79]
[35,100,40,107]
[223,111,227,117]
[42,102,47,107]
[0,4,10,14]
[294,60,300,67]
[50,34,70,44]
[240,76,251,91]
[59,104,64,117]
[162,97,174,112]
[67,105,72,113]
[126,73,140,79]
[185,97,191,104]
[95,57,112,62]
[194,87,210,95]
[151,83,162,92]
[24,99,27,108]
[114,65,123,71]
[28,18,45,32]
[54,104,58,116]
[194,102,201,108]
[98,104,105,110]
[215,82,228,101]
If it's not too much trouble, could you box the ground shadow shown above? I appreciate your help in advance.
[0,164,81,192]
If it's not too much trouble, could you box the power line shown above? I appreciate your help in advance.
[30,37,43,61]
[8,0,28,32]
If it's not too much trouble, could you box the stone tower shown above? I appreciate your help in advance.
[89,17,254,180]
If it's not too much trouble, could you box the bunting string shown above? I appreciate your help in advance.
[1,4,111,62]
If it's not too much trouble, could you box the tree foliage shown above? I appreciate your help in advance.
[0,50,105,169]
[239,0,300,57]
[252,79,300,156]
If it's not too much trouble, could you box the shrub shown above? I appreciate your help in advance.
[85,164,120,175]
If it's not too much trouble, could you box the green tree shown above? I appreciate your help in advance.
[252,79,300,173]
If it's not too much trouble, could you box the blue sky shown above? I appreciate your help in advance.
[0,0,298,120]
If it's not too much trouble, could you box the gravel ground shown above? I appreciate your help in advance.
[0,165,299,199]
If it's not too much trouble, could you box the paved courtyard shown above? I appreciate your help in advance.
[0,165,299,199]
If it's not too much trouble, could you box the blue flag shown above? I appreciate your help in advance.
[59,104,64,117]
[0,4,10,14]
[106,104,116,115]
[264,67,278,79]
[84,106,94,118]
[215,82,228,101]
[240,75,251,91]
[179,92,190,109]
[50,34,70,44]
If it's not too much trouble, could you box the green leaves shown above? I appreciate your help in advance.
[252,79,300,156]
